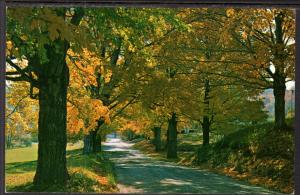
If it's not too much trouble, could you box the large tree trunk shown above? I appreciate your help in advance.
[83,120,104,154]
[272,12,287,130]
[33,40,69,186]
[273,75,287,130]
[202,116,210,146]
[83,133,93,154]
[83,130,102,154]
[97,134,102,152]
[167,113,177,159]
[202,79,211,146]
[152,126,161,152]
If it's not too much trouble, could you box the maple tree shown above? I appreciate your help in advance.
[131,8,270,150]
[226,9,295,130]
[6,7,85,185]
[183,8,295,130]
[67,8,187,153]
[5,7,294,190]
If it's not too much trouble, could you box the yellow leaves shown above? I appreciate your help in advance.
[148,15,156,22]
[104,70,112,83]
[199,56,206,62]
[128,43,136,52]
[68,48,105,87]
[116,57,125,66]
[119,120,148,134]
[6,82,39,135]
[6,41,13,55]
[155,28,164,37]
[242,31,248,40]
[6,41,13,50]
[226,9,235,17]
[20,35,28,41]
[118,28,131,42]
[146,58,156,68]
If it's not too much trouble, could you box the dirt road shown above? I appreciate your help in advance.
[103,137,280,194]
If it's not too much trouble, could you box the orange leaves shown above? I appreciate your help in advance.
[6,41,13,50]
[241,31,248,40]
[91,99,111,124]
[68,48,106,87]
[66,47,114,136]
[119,120,148,134]
[67,98,110,135]
[226,9,235,17]
[67,106,85,134]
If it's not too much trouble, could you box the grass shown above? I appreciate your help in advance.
[5,142,83,163]
[5,145,38,164]
[132,132,213,164]
[5,143,118,193]
[133,121,294,194]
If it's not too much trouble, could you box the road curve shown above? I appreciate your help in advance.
[103,137,281,194]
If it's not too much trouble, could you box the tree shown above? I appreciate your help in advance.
[70,7,187,153]
[166,112,178,158]
[149,8,268,146]
[6,7,85,186]
[5,81,38,148]
[220,9,295,130]
[152,126,162,152]
[154,8,294,131]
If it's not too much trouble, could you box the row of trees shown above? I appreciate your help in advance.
[6,8,294,186]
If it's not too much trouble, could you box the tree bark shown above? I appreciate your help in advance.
[152,126,161,152]
[83,133,93,154]
[167,113,177,159]
[83,130,102,154]
[83,120,104,154]
[202,116,210,146]
[202,79,211,146]
[273,75,287,130]
[33,39,69,186]
[272,12,287,130]
[97,134,102,152]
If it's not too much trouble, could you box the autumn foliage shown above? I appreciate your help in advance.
[5,7,295,192]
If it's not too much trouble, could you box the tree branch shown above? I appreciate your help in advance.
[6,94,30,118]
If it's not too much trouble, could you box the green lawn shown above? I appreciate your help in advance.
[5,142,83,163]
[5,142,118,193]
[5,145,38,164]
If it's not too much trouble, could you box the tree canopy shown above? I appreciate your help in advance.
[5,7,295,187]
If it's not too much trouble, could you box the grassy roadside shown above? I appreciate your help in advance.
[5,145,118,192]
[133,125,294,194]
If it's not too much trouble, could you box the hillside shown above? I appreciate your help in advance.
[261,89,295,118]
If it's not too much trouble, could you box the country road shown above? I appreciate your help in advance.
[103,137,280,194]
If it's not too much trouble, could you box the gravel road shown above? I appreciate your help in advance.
[103,137,281,194]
